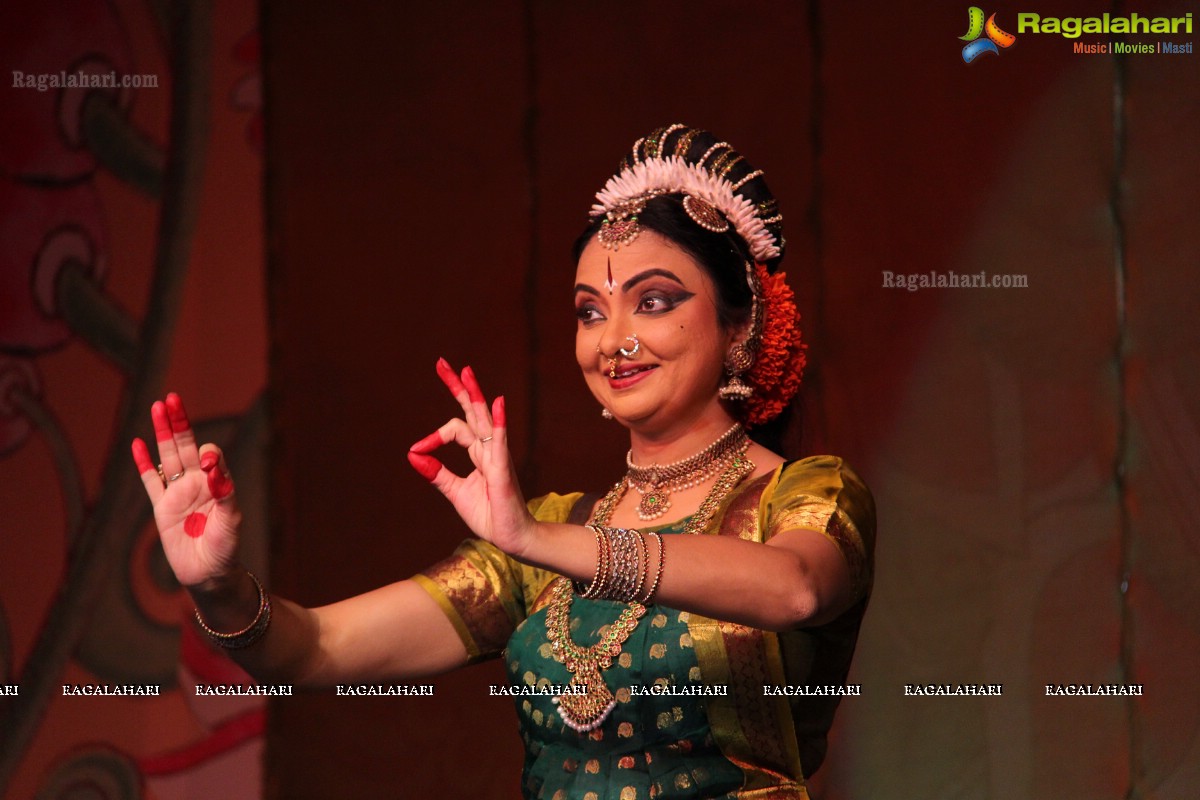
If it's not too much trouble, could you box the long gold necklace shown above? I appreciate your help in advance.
[548,444,756,732]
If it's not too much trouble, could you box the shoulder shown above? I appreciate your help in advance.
[774,456,871,506]
[765,455,876,596]
[766,455,876,545]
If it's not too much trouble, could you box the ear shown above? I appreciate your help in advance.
[725,314,753,352]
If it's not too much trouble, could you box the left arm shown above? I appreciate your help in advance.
[517,522,855,631]
[409,360,858,632]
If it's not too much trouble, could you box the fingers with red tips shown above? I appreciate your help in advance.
[166,393,201,468]
[151,400,184,474]
[409,430,444,454]
[151,401,172,442]
[436,357,467,398]
[199,446,235,500]
[492,396,506,428]
[462,366,486,405]
[165,393,191,433]
[131,438,164,502]
[131,438,155,473]
[407,451,442,482]
[208,465,234,500]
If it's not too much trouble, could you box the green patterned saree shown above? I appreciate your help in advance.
[414,456,875,800]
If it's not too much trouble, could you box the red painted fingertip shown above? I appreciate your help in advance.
[184,512,207,538]
[462,366,486,404]
[207,466,234,500]
[151,401,172,441]
[409,430,444,454]
[200,451,219,471]
[436,358,466,396]
[493,396,506,428]
[131,438,154,472]
[165,392,191,433]
[407,451,442,482]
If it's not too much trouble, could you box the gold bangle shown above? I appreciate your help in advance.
[630,528,649,603]
[194,571,272,649]
[642,532,665,604]
[577,525,611,599]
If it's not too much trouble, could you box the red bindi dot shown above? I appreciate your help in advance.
[184,512,207,538]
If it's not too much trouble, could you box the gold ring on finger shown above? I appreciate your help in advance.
[168,469,186,481]
[156,464,166,483]
[479,436,494,443]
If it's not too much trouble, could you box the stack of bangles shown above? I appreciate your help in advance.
[573,525,665,604]
[193,571,273,649]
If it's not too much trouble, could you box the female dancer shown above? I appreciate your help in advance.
[133,125,875,799]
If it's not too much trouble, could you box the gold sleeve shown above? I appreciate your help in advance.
[762,455,877,598]
[412,492,584,662]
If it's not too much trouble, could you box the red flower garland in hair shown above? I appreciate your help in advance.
[743,263,807,426]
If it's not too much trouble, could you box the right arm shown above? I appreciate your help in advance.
[132,393,469,687]
[190,569,469,685]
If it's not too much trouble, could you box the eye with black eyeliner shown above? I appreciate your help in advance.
[574,300,605,325]
[637,289,695,314]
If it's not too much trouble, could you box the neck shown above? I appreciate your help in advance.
[627,410,741,467]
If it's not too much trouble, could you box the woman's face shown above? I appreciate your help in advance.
[574,230,740,435]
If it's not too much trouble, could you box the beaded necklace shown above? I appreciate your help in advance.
[547,444,756,732]
[625,423,749,521]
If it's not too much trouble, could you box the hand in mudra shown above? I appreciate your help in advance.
[407,359,537,558]
[131,393,241,589]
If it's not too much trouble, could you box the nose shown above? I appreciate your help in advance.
[596,324,631,359]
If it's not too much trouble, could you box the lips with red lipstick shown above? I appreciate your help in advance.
[607,362,657,388]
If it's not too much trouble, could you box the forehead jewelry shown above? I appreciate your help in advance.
[604,258,616,295]
[597,198,646,250]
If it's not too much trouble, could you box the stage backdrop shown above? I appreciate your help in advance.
[0,0,267,797]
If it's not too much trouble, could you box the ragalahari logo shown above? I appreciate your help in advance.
[960,7,1017,62]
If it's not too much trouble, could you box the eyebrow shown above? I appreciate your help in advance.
[574,268,686,296]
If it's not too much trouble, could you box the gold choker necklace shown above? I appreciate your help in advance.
[624,423,749,521]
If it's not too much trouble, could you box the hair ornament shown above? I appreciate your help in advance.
[682,195,730,233]
[730,169,764,191]
[590,156,782,263]
[741,263,806,426]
